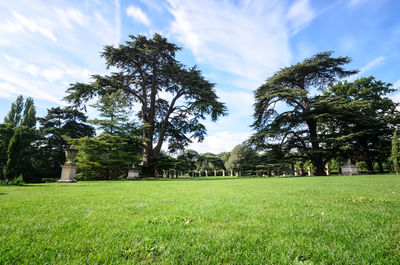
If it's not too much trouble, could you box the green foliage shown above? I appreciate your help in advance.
[20,97,36,127]
[251,52,400,176]
[0,124,14,180]
[68,133,143,180]
[3,126,39,183]
[37,107,95,179]
[8,175,24,186]
[177,149,199,174]
[196,152,224,174]
[65,33,227,177]
[324,76,399,173]
[4,96,36,128]
[257,144,293,176]
[88,90,132,135]
[225,144,258,175]
[4,95,24,127]
[153,152,178,176]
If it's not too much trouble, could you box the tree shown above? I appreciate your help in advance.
[67,91,143,180]
[3,126,39,182]
[4,96,36,128]
[4,95,24,127]
[68,133,143,180]
[89,90,133,135]
[324,77,399,173]
[37,107,95,178]
[21,97,36,127]
[0,124,14,180]
[391,130,399,174]
[252,51,357,176]
[65,34,227,177]
[196,152,224,176]
[177,149,199,175]
[1,96,37,180]
[226,144,258,176]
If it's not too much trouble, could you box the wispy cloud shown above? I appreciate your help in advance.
[166,0,319,89]
[126,5,150,26]
[348,0,367,7]
[0,0,121,104]
[348,56,385,81]
[393,79,400,91]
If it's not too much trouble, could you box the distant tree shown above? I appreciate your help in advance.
[177,149,199,175]
[37,107,95,178]
[20,97,36,127]
[226,144,258,176]
[3,126,39,182]
[391,130,399,174]
[65,34,227,177]
[252,51,357,176]
[153,152,179,177]
[0,124,14,180]
[4,96,36,128]
[1,96,37,180]
[196,152,224,176]
[257,144,293,176]
[4,95,24,127]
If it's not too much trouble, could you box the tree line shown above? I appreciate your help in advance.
[1,34,399,183]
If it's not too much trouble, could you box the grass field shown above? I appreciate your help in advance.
[1,175,399,264]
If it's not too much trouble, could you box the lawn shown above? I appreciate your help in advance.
[0,175,399,264]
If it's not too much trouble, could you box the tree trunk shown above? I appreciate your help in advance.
[312,157,325,176]
[306,119,326,176]
[365,156,374,174]
[378,160,384,174]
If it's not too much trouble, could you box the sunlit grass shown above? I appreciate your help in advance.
[1,175,399,264]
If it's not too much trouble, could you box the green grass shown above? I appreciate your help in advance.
[1,175,399,264]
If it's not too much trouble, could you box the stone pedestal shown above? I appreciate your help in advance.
[58,145,78,183]
[58,164,77,182]
[127,170,139,180]
[341,159,359,175]
[127,164,140,180]
[307,166,313,176]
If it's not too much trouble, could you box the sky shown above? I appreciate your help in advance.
[1,0,400,154]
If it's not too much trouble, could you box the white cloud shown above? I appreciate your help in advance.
[188,131,251,154]
[11,11,57,42]
[286,0,315,33]
[126,5,150,26]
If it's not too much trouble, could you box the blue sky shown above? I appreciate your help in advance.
[1,0,400,154]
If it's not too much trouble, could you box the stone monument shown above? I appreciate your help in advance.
[58,145,78,183]
[341,159,359,175]
[127,164,140,180]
